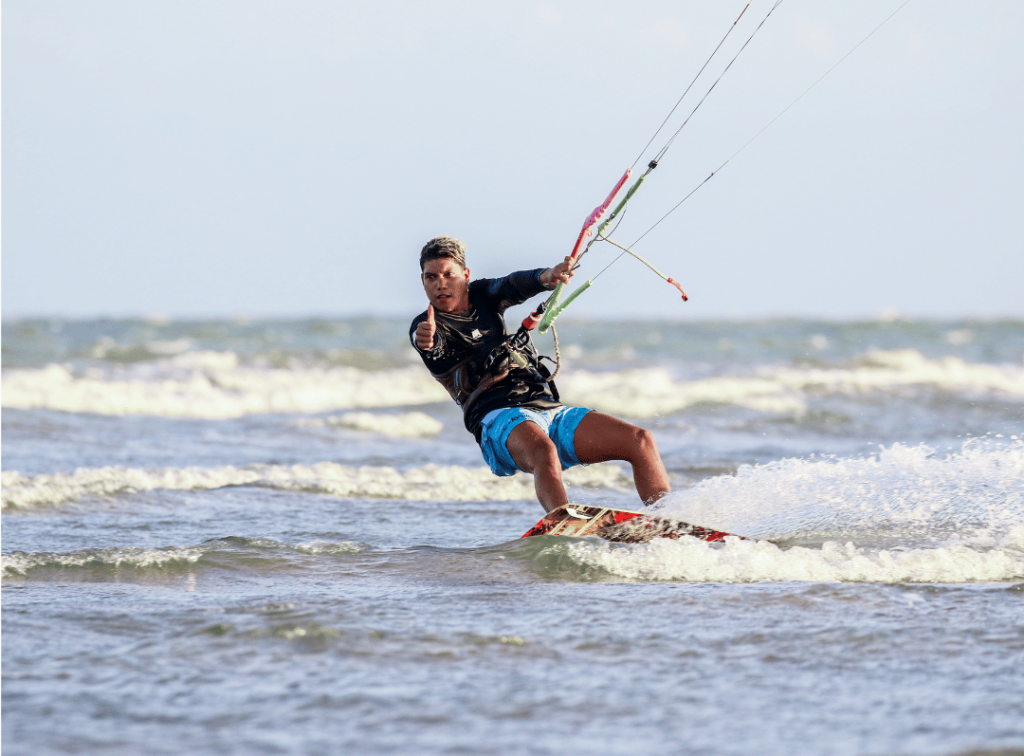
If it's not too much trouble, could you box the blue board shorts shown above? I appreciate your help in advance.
[479,405,592,477]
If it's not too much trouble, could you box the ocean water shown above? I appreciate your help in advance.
[2,315,1023,756]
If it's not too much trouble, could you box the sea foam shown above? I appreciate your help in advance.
[3,348,1020,419]
[654,437,1024,546]
[0,545,206,579]
[0,354,447,418]
[294,411,444,437]
[1,461,631,511]
[561,348,1024,418]
[523,438,1024,585]
[1,537,364,579]
[547,531,1024,584]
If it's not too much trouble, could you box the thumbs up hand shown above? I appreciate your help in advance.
[415,304,436,350]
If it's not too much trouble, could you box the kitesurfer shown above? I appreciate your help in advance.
[410,235,671,513]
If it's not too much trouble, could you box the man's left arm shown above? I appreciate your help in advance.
[481,256,576,312]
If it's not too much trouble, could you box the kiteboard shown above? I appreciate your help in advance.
[521,504,740,544]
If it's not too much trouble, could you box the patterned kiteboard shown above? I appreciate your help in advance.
[521,504,740,544]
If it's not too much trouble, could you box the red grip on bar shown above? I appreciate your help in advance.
[522,310,543,331]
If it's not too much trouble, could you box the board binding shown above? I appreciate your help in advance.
[521,504,739,544]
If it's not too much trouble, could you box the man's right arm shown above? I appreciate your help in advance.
[414,304,436,351]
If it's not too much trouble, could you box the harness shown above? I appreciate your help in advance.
[483,325,560,400]
[428,323,559,419]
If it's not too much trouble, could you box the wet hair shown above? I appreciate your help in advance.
[419,235,467,271]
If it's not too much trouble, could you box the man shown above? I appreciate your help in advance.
[411,235,671,513]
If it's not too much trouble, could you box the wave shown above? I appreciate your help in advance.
[561,368,806,415]
[1,545,207,579]
[536,530,1024,584]
[561,348,1024,418]
[770,347,1024,398]
[0,537,363,580]
[504,437,1024,585]
[654,438,1024,546]
[0,353,447,418]
[293,411,443,437]
[0,461,631,511]
[4,348,1019,419]
[7,531,1022,586]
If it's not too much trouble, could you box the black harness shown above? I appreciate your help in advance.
[482,325,560,403]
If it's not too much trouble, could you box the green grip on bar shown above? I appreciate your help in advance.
[597,173,648,238]
[546,281,564,316]
[539,280,593,334]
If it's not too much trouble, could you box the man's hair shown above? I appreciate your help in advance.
[419,235,467,271]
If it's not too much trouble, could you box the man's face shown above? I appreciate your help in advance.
[421,257,471,313]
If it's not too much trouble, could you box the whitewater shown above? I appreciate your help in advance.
[3,315,1023,756]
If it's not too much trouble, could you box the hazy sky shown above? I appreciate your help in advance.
[3,0,1022,320]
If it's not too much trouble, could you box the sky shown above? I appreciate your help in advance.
[3,0,1023,320]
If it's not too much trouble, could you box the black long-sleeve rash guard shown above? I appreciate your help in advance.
[410,268,561,442]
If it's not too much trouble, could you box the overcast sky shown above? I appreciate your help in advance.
[3,0,1022,320]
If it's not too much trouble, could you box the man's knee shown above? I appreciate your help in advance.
[522,435,561,474]
[508,422,561,475]
[630,425,660,461]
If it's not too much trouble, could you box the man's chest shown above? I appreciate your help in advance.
[444,308,505,347]
[427,309,506,370]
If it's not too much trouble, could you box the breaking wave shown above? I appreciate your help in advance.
[0,352,447,418]
[540,530,1024,584]
[513,437,1024,585]
[0,537,364,580]
[655,437,1024,546]
[1,461,630,511]
[562,348,1024,418]
[1,545,206,578]
[293,411,444,437]
[3,347,1019,419]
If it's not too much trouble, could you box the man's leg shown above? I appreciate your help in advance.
[572,412,671,506]
[506,421,568,513]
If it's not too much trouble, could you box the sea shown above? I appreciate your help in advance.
[2,314,1023,756]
